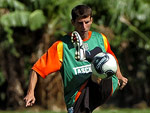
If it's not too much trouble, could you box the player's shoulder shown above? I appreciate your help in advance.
[49,40,63,52]
[52,40,63,46]
[60,33,71,42]
[101,33,108,40]
[92,31,107,39]
[92,31,101,35]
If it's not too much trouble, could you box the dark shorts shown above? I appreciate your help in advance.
[72,77,112,113]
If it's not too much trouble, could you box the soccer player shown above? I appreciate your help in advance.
[24,5,128,113]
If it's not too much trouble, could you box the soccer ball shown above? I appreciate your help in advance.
[91,52,117,78]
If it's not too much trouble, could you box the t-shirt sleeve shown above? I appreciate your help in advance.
[101,33,118,63]
[32,41,63,78]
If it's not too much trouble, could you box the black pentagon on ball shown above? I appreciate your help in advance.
[92,54,109,74]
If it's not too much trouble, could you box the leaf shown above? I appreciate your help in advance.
[0,11,30,27]
[29,10,46,31]
[0,0,26,10]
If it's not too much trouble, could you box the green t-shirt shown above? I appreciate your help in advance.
[60,31,107,108]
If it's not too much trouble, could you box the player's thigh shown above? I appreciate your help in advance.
[89,78,112,109]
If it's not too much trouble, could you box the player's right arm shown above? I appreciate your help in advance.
[24,41,63,107]
[24,70,37,107]
[32,41,63,78]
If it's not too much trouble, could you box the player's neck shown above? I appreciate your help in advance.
[81,32,89,40]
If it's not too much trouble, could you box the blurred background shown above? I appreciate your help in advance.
[0,0,150,112]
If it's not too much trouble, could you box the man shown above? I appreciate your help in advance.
[24,5,128,113]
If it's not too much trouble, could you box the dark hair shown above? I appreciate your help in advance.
[71,5,92,21]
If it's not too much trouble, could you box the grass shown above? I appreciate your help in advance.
[93,108,150,113]
[0,108,150,113]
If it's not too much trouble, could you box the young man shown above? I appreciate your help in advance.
[24,5,128,113]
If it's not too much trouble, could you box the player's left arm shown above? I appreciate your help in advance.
[102,33,128,89]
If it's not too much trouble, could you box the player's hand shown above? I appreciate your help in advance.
[24,92,35,107]
[118,76,128,90]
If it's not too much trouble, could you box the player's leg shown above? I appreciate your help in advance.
[71,31,86,61]
[89,76,118,112]
[71,76,118,113]
[86,47,102,62]
[89,75,118,111]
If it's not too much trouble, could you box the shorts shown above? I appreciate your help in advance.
[69,77,113,113]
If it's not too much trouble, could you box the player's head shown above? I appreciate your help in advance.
[71,5,93,37]
[71,5,92,21]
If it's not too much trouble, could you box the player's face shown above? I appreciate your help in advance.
[72,16,93,38]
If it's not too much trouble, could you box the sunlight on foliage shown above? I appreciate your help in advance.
[0,0,26,10]
[0,11,30,27]
[29,10,46,31]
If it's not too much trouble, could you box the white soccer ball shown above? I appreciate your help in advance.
[91,52,117,78]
